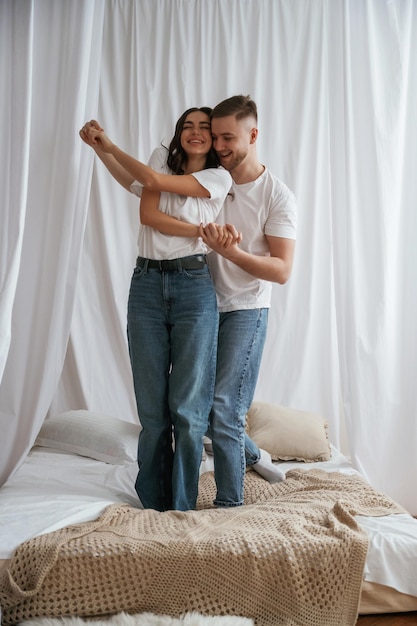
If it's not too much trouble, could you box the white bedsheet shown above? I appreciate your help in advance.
[1,445,417,599]
[0,447,139,559]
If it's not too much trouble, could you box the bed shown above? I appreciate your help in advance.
[1,403,417,626]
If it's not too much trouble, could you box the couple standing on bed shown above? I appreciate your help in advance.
[79,95,297,512]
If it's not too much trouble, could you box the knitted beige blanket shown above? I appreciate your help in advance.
[0,469,405,626]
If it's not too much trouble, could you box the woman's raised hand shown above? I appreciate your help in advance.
[79,120,103,146]
[79,120,114,153]
[87,128,114,152]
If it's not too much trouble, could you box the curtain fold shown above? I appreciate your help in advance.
[1,0,416,513]
[328,0,417,511]
[0,0,105,485]
[0,0,33,381]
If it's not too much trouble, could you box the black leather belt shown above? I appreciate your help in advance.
[136,254,207,271]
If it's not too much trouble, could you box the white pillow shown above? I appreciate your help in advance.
[36,410,141,464]
[246,401,331,462]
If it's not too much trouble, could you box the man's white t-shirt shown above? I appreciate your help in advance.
[207,168,297,312]
[130,146,232,260]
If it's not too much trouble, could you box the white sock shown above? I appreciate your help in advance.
[252,449,286,484]
[203,437,213,455]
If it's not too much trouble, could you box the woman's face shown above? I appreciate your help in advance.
[180,110,212,157]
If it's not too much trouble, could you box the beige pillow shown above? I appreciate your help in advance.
[246,401,331,462]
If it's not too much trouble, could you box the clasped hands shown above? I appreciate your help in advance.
[199,222,242,250]
[79,120,111,150]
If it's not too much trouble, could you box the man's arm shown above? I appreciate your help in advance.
[201,225,295,284]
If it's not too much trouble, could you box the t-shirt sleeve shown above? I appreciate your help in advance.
[264,182,297,240]
[130,180,143,197]
[129,146,168,198]
[191,168,232,202]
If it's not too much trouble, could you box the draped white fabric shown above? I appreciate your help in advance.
[1,0,416,514]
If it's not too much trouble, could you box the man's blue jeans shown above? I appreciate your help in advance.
[210,308,268,507]
[127,261,218,511]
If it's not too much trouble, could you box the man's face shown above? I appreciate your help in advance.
[211,115,254,172]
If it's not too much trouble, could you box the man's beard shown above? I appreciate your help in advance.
[219,149,248,172]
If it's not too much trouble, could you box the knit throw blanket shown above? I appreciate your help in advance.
[0,469,406,626]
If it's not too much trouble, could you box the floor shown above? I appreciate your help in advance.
[356,614,417,625]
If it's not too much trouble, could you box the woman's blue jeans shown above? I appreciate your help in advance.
[210,308,268,507]
[127,261,218,512]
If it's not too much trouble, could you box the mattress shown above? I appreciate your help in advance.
[1,443,417,615]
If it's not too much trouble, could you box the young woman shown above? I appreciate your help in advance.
[81,108,232,511]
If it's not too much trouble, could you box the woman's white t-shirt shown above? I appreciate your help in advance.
[130,146,232,260]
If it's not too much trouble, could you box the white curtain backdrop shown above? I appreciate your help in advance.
[1,0,416,514]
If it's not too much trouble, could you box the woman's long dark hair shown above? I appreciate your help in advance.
[166,107,219,174]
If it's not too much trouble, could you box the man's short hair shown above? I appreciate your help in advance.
[211,95,258,123]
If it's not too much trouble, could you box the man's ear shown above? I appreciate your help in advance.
[250,127,258,144]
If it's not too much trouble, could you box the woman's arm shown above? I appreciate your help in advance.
[88,129,210,198]
[140,190,236,246]
[140,188,200,237]
[94,150,136,192]
[80,121,135,192]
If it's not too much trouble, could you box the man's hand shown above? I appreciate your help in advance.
[224,223,242,246]
[201,223,242,255]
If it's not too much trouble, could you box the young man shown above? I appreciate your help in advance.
[201,95,297,507]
